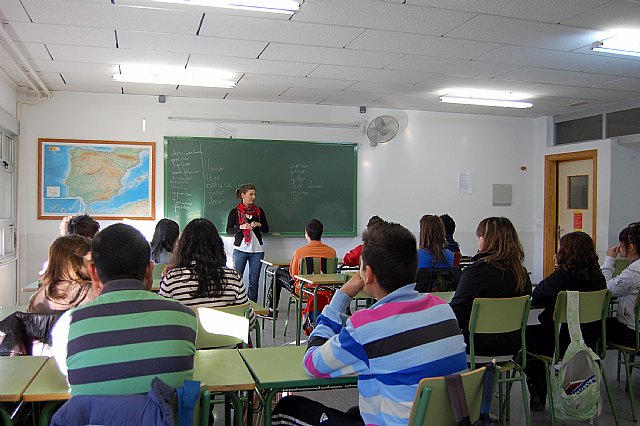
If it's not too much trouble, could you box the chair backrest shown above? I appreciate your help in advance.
[468,296,531,368]
[613,259,631,277]
[552,290,610,357]
[153,263,167,279]
[408,366,486,426]
[415,267,461,293]
[194,307,249,349]
[300,257,338,274]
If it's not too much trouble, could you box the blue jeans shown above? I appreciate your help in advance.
[232,249,264,302]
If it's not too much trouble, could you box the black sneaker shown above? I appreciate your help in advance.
[530,395,545,412]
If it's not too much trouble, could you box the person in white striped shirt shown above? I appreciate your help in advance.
[159,218,255,329]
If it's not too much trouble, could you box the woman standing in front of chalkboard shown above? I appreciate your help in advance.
[226,183,269,302]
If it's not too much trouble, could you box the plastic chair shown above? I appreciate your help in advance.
[283,257,338,339]
[527,290,619,426]
[407,366,487,426]
[608,292,640,421]
[153,263,167,280]
[468,296,531,425]
[211,303,260,348]
[194,307,249,349]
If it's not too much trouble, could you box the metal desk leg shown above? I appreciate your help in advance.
[1,405,12,426]
[263,389,280,426]
[222,391,244,426]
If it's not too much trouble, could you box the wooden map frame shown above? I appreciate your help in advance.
[38,138,155,220]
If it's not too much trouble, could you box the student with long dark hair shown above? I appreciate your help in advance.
[450,217,532,355]
[526,231,606,411]
[226,183,269,302]
[150,218,179,264]
[417,214,454,268]
[160,218,255,327]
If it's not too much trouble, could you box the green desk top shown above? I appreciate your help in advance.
[0,305,27,320]
[22,281,39,293]
[260,259,291,268]
[249,300,269,316]
[194,349,255,392]
[1,356,49,402]
[239,346,356,390]
[22,358,70,402]
[294,273,346,285]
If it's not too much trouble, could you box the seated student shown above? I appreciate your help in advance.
[28,235,95,314]
[159,218,255,329]
[526,231,606,411]
[272,221,467,426]
[603,222,640,348]
[342,215,383,267]
[441,213,461,254]
[450,216,532,356]
[51,223,196,396]
[417,214,455,268]
[60,214,101,239]
[150,218,179,265]
[266,219,337,313]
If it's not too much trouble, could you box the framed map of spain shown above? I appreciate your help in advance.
[38,138,155,220]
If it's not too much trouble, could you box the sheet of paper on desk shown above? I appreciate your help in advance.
[197,308,249,343]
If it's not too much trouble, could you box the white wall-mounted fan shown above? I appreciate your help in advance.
[366,115,399,147]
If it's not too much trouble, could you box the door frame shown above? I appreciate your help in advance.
[543,149,598,276]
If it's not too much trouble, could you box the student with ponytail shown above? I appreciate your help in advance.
[226,183,269,302]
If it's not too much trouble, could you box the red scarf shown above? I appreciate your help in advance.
[237,202,260,244]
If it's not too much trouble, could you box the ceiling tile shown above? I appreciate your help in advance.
[60,73,114,85]
[476,46,615,72]
[308,64,432,84]
[19,43,52,60]
[346,30,500,59]
[593,77,640,92]
[117,31,267,58]
[293,0,476,36]
[8,22,116,48]
[20,0,202,34]
[49,83,123,94]
[199,13,363,48]
[175,86,229,99]
[445,15,606,51]
[122,82,180,96]
[188,55,317,77]
[239,74,356,90]
[496,66,621,87]
[579,57,640,79]
[260,44,402,68]
[0,0,33,21]
[561,0,640,30]
[406,0,608,23]
[224,85,288,102]
[344,81,421,95]
[526,83,639,102]
[413,74,536,92]
[386,55,519,78]
[279,87,386,104]
[46,44,189,66]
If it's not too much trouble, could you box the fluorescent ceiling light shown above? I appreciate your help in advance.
[151,0,301,14]
[113,65,237,88]
[438,89,533,109]
[590,31,640,58]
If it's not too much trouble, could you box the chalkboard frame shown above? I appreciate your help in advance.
[163,137,358,237]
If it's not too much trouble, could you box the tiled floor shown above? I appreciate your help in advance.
[255,296,639,425]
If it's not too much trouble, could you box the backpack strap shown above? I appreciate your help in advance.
[566,291,584,344]
[177,380,200,426]
[445,374,472,426]
[478,362,496,423]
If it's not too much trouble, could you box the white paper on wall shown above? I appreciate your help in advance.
[458,172,472,195]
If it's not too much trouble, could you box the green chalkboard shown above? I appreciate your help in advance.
[164,137,357,236]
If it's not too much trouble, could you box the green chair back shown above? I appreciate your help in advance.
[408,366,486,426]
[300,257,338,274]
[153,263,167,280]
[469,296,531,334]
[613,259,631,277]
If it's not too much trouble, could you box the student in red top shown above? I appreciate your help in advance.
[266,219,336,315]
[342,215,383,267]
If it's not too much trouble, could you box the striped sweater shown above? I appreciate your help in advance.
[66,279,196,396]
[303,284,467,426]
[159,266,255,328]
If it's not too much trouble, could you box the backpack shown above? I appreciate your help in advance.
[549,291,602,420]
[415,267,461,293]
[445,362,496,426]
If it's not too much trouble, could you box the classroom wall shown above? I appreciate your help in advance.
[16,91,538,302]
[609,141,640,246]
[0,76,17,307]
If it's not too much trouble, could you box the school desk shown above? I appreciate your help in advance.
[0,305,27,320]
[259,258,290,338]
[238,346,357,426]
[0,356,48,425]
[293,273,347,346]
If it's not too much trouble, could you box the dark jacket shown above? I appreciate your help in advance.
[449,253,532,356]
[445,235,460,253]
[0,311,61,356]
[226,207,269,246]
[533,268,606,326]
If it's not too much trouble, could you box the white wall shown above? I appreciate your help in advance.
[609,141,640,246]
[17,91,537,302]
[0,75,17,306]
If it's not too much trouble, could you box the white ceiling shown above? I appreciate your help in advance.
[1,0,640,117]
